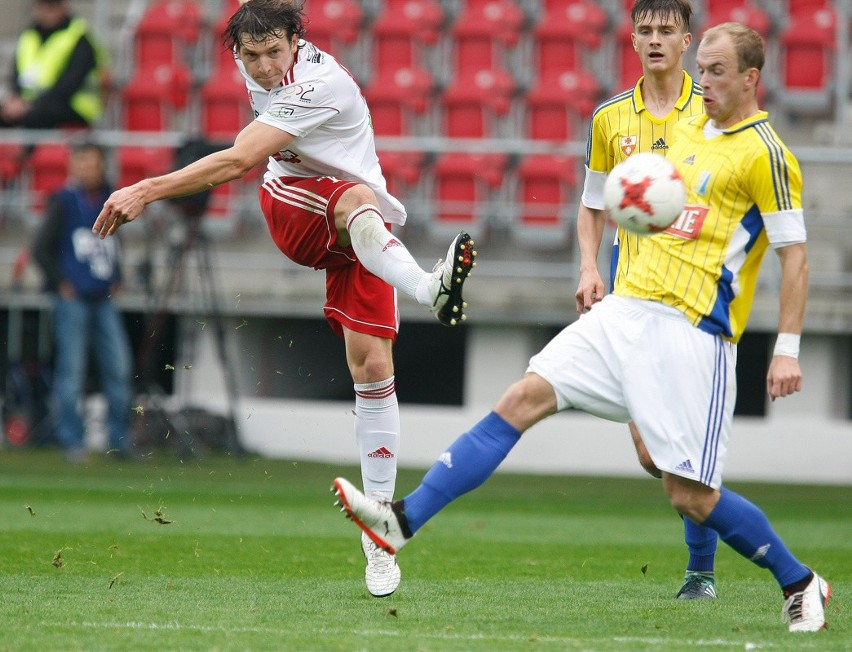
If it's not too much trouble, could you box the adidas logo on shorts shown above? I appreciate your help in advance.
[675,459,695,473]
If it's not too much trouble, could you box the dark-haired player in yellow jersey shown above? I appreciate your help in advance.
[575,0,717,600]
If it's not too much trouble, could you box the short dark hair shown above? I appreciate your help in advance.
[631,0,693,32]
[224,0,306,52]
[69,139,105,160]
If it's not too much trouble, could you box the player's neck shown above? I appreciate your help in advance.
[640,70,683,119]
[710,100,762,130]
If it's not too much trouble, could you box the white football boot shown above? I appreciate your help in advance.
[332,477,410,555]
[361,532,401,597]
[782,571,831,632]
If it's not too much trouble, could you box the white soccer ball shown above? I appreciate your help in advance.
[603,152,686,235]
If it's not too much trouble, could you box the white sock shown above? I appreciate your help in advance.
[347,204,431,305]
[354,376,399,501]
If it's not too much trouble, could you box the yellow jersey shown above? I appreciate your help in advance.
[585,71,704,285]
[615,111,804,342]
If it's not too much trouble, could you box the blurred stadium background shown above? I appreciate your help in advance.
[0,0,849,483]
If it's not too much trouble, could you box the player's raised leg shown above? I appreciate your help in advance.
[341,196,476,327]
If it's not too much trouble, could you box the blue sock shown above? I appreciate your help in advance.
[402,411,521,533]
[702,488,810,588]
[684,517,717,573]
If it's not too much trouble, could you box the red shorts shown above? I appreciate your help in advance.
[259,176,399,341]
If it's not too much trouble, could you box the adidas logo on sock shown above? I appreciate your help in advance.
[651,137,668,150]
[368,446,394,459]
[675,459,695,473]
[438,451,453,469]
[750,543,771,561]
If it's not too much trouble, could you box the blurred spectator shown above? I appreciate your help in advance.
[31,141,133,462]
[1,0,106,129]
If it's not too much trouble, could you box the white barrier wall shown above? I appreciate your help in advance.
[181,325,852,485]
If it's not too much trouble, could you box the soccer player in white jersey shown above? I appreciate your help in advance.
[576,0,718,600]
[332,23,831,632]
[92,0,478,598]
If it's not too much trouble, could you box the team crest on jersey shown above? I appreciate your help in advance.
[273,150,302,164]
[696,171,712,196]
[664,204,708,240]
[620,136,638,155]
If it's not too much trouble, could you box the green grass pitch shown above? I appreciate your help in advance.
[0,448,848,651]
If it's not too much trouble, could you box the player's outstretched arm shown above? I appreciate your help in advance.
[575,203,607,314]
[766,242,808,400]
[93,121,293,238]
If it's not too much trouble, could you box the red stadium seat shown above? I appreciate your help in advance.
[121,63,191,131]
[533,0,609,77]
[363,67,436,137]
[302,0,363,57]
[377,150,426,199]
[371,0,444,74]
[431,152,508,240]
[200,66,252,141]
[615,16,643,91]
[116,146,174,189]
[524,70,599,141]
[134,0,203,67]
[24,144,70,216]
[781,7,836,91]
[784,0,830,9]
[203,182,240,232]
[512,154,577,248]
[211,0,242,72]
[703,2,771,36]
[440,66,516,138]
[0,144,25,185]
[704,0,760,11]
[450,0,524,72]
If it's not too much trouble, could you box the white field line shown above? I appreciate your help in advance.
[69,621,781,648]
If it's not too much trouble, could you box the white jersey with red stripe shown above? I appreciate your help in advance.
[235,40,407,225]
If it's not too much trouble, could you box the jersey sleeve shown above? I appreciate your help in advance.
[585,111,611,173]
[746,144,802,213]
[746,144,807,247]
[581,166,607,210]
[256,78,341,138]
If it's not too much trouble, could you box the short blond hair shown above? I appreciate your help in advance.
[702,22,764,72]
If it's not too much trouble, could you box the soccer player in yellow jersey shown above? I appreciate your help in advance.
[332,22,831,633]
[576,0,717,600]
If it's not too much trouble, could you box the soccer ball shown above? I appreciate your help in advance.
[603,152,686,235]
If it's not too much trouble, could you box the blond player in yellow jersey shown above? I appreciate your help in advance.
[332,22,831,633]
[576,0,717,600]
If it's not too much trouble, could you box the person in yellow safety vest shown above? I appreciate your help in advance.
[1,0,106,129]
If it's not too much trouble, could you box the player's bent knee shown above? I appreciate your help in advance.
[639,457,662,479]
[634,446,662,478]
[662,473,717,522]
[338,184,378,214]
[494,374,557,431]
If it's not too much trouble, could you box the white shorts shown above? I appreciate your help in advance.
[527,295,737,488]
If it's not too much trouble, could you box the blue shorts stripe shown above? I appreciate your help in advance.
[700,338,725,484]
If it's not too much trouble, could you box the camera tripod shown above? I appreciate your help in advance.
[134,205,246,458]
